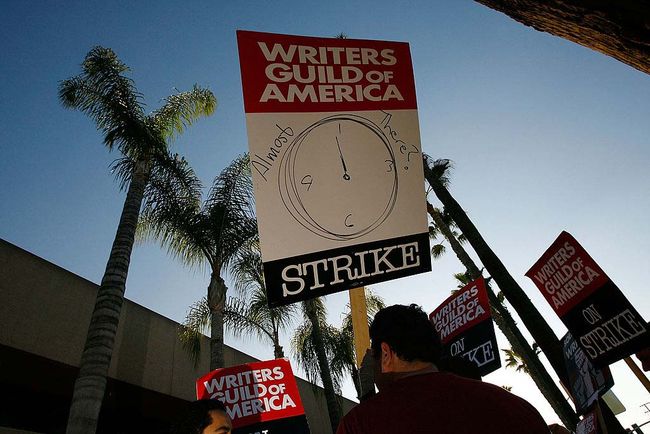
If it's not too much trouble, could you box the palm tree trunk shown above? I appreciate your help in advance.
[304,300,342,434]
[427,203,577,429]
[66,160,150,434]
[208,271,227,370]
[273,329,285,359]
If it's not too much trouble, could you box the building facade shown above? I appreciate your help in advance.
[0,239,354,433]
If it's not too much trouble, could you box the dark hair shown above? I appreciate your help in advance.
[370,304,441,364]
[172,399,228,434]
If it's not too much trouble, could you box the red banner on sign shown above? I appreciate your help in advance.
[196,359,305,429]
[430,277,491,343]
[237,30,417,113]
[525,231,609,317]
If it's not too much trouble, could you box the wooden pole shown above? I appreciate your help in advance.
[595,402,609,434]
[624,356,650,393]
[349,287,370,367]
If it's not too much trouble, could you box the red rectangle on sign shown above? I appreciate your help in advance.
[196,359,305,429]
[525,231,610,317]
[429,277,491,343]
[237,30,417,113]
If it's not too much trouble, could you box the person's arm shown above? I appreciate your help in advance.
[358,349,376,401]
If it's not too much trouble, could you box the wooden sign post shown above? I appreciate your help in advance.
[349,287,370,367]
[624,356,650,393]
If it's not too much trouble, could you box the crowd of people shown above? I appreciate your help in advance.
[175,302,650,434]
[176,303,563,434]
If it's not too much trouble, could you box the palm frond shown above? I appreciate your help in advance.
[204,154,258,269]
[328,326,355,382]
[428,225,441,240]
[179,297,211,367]
[224,240,298,356]
[229,243,264,296]
[422,155,453,189]
[364,289,386,317]
[58,46,153,157]
[137,153,207,268]
[453,272,472,288]
[291,317,346,393]
[502,347,529,373]
[109,156,135,190]
[431,243,446,259]
[292,322,323,386]
[223,296,274,342]
[249,285,297,332]
[340,289,385,371]
[151,85,217,140]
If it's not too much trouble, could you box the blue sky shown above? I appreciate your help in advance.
[1,0,648,428]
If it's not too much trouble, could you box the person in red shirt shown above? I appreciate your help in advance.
[336,304,550,434]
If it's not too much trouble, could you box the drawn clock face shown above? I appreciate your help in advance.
[278,114,398,241]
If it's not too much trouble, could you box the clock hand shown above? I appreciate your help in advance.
[336,136,351,181]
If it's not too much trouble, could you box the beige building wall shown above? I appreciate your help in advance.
[0,239,355,433]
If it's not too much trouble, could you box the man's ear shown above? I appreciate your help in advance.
[380,342,393,372]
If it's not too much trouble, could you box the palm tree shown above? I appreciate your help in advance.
[428,208,466,260]
[227,244,298,359]
[180,242,298,361]
[423,156,569,380]
[59,46,216,434]
[424,159,578,430]
[293,298,342,434]
[292,290,385,433]
[424,156,625,434]
[139,154,257,370]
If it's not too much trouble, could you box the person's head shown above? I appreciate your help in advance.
[173,399,232,434]
[369,304,441,378]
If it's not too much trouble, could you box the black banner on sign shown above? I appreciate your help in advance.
[443,318,501,377]
[233,415,311,434]
[562,281,648,368]
[264,232,431,306]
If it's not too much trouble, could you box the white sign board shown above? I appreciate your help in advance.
[237,30,431,306]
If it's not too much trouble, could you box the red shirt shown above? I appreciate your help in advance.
[336,372,550,434]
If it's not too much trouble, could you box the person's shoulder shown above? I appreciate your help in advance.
[469,380,549,431]
[336,397,378,434]
[433,374,548,428]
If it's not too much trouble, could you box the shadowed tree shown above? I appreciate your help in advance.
[139,154,257,370]
[503,344,541,373]
[180,242,298,362]
[59,46,216,434]
[423,156,568,377]
[424,158,577,429]
[292,290,384,433]
[293,298,342,434]
[424,155,626,433]
[225,245,298,359]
